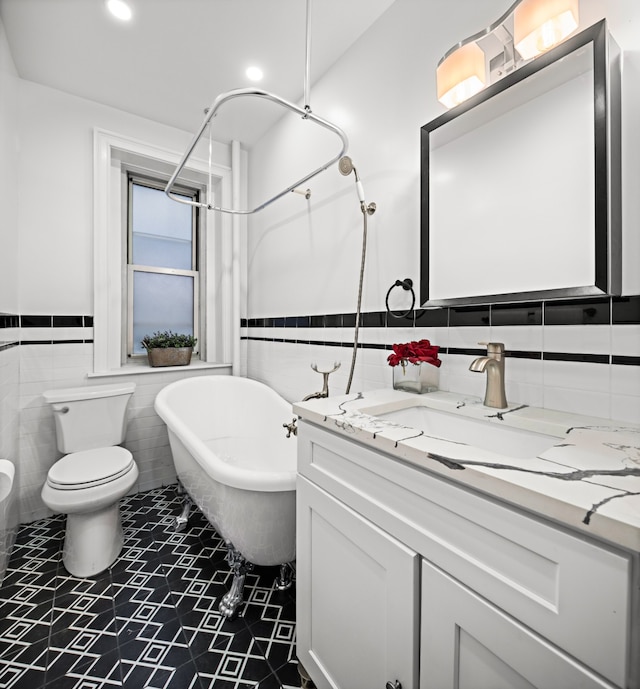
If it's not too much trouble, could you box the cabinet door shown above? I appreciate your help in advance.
[420,559,618,689]
[297,477,419,689]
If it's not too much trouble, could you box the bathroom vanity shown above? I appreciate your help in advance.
[293,390,640,689]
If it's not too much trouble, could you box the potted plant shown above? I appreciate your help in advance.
[141,330,197,367]
[387,339,441,393]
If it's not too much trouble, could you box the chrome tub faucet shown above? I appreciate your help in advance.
[302,362,341,401]
[469,342,508,409]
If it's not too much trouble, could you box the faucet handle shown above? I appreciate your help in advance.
[310,361,341,375]
[478,341,505,353]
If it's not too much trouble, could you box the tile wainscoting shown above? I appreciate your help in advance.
[2,297,639,525]
[242,295,640,423]
[0,314,230,526]
[0,313,19,510]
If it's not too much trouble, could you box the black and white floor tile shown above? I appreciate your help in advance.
[0,486,301,689]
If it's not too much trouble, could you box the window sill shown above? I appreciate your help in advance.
[88,360,232,379]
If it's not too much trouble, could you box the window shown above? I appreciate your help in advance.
[126,176,200,358]
[93,129,236,374]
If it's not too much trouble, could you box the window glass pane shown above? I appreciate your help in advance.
[132,271,194,355]
[132,184,194,270]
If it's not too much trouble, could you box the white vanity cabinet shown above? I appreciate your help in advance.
[296,477,419,689]
[296,420,637,689]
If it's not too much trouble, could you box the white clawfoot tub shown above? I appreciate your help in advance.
[155,375,297,617]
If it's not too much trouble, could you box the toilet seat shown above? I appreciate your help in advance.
[47,446,134,490]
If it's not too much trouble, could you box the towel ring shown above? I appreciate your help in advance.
[385,278,415,319]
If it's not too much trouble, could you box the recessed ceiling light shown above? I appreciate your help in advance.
[246,66,264,82]
[106,0,132,21]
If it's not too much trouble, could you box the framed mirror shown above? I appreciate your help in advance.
[420,19,620,307]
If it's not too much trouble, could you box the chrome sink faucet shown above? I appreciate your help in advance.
[469,342,508,409]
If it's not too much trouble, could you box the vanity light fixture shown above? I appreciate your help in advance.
[436,0,580,109]
[514,0,580,59]
[437,42,486,110]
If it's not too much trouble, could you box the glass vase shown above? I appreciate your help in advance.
[392,361,439,394]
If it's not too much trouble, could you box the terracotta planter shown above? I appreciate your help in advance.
[146,347,193,367]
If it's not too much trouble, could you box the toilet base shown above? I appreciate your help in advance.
[62,503,124,578]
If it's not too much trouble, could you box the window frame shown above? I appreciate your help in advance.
[126,175,201,360]
[92,129,237,374]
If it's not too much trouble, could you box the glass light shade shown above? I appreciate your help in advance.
[514,0,579,60]
[437,42,486,109]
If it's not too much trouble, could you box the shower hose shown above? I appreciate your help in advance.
[344,207,368,395]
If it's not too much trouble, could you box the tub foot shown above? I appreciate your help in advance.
[298,660,316,689]
[174,490,193,532]
[219,543,254,620]
[275,562,294,591]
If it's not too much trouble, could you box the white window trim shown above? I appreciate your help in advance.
[93,128,236,374]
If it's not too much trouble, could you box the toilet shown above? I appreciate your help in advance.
[41,382,138,578]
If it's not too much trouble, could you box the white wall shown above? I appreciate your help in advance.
[245,0,640,420]
[0,15,18,312]
[17,80,231,313]
[0,15,20,491]
[13,81,233,523]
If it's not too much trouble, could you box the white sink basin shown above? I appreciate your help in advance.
[372,405,560,459]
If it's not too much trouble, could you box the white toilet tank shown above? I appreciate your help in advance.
[43,382,136,454]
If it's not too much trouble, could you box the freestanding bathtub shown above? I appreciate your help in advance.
[155,375,297,617]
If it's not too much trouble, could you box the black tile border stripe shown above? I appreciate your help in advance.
[0,313,19,328]
[20,315,53,327]
[612,355,640,366]
[243,295,640,329]
[543,352,610,364]
[613,296,640,324]
[19,314,94,328]
[0,314,95,346]
[19,339,94,345]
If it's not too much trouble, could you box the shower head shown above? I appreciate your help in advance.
[339,155,357,178]
[338,156,366,206]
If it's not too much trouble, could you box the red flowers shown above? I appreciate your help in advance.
[387,339,441,369]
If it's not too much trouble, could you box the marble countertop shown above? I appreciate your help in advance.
[293,389,640,552]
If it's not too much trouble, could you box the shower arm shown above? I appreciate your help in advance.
[165,88,348,215]
[166,88,348,215]
[165,0,348,215]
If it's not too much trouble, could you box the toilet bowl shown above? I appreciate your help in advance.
[41,382,138,578]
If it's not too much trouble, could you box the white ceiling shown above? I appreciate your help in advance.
[0,0,396,146]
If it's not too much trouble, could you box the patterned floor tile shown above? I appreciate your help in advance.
[121,658,203,689]
[45,647,123,688]
[119,632,194,687]
[0,660,48,689]
[1,485,300,689]
[0,597,54,656]
[192,626,274,689]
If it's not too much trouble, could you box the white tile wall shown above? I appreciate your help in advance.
[7,312,640,526]
[543,324,611,355]
[245,317,640,425]
[0,343,19,466]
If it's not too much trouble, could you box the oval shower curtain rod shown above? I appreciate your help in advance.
[165,0,349,215]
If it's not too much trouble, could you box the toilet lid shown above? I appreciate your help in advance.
[47,446,134,490]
